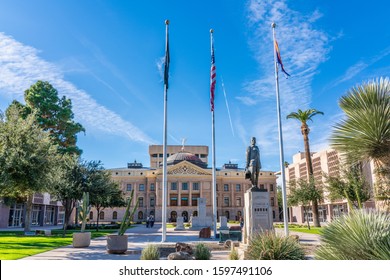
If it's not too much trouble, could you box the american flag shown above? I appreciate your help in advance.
[210,40,216,112]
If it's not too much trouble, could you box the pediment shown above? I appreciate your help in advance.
[157,161,211,176]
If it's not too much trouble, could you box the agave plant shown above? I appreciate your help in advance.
[315,209,390,260]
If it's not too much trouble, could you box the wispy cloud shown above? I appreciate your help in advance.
[0,32,155,144]
[238,0,331,160]
[330,46,390,87]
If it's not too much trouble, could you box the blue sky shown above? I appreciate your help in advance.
[0,0,389,172]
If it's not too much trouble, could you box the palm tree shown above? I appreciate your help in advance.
[330,77,390,207]
[287,108,324,227]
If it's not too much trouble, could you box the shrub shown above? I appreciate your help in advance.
[246,231,305,260]
[140,244,160,260]
[194,243,211,260]
[228,247,240,260]
[315,209,390,260]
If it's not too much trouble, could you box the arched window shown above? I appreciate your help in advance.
[99,211,104,220]
[112,211,118,220]
[89,211,93,220]
[170,211,177,222]
[193,211,198,217]
[138,211,143,220]
[224,211,230,220]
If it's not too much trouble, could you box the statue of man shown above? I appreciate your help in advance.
[245,137,261,189]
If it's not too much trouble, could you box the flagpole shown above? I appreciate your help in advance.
[162,19,169,242]
[210,29,217,239]
[272,22,289,237]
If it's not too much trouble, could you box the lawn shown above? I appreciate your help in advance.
[274,223,323,235]
[0,229,117,260]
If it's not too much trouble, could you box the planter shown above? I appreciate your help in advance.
[106,234,128,254]
[73,232,91,248]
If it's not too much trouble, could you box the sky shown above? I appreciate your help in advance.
[0,0,389,172]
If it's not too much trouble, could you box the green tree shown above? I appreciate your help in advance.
[287,108,324,227]
[287,178,323,229]
[324,164,371,210]
[86,161,125,230]
[330,77,390,208]
[50,155,87,236]
[22,80,85,155]
[0,106,58,232]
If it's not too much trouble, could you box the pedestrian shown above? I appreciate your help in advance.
[146,216,150,228]
[150,215,155,228]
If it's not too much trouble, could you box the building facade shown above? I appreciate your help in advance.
[285,149,376,225]
[0,193,64,228]
[90,145,280,224]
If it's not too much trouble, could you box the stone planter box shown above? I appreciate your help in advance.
[106,234,128,254]
[73,232,91,248]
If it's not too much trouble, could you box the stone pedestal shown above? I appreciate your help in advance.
[175,216,185,230]
[243,189,273,244]
[219,216,229,230]
[190,198,212,229]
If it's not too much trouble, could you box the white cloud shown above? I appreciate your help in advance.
[0,32,155,145]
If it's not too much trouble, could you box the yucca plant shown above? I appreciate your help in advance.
[140,244,160,260]
[315,209,390,260]
[194,243,211,260]
[246,232,305,260]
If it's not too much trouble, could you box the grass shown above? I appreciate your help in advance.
[0,229,118,260]
[274,223,323,235]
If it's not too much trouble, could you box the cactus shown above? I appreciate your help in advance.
[78,192,91,232]
[118,189,139,235]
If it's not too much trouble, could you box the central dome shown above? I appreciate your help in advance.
[166,151,207,168]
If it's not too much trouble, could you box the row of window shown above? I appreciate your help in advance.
[126,183,275,192]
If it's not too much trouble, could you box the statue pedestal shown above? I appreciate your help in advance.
[243,189,273,244]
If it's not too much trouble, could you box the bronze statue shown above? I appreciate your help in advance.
[245,137,261,190]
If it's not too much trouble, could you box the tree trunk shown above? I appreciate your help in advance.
[96,208,100,232]
[302,124,321,227]
[304,206,310,230]
[24,194,34,232]
[62,199,75,237]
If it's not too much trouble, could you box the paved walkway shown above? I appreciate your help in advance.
[20,224,320,260]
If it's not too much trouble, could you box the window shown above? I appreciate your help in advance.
[236,197,242,207]
[192,182,200,191]
[150,183,155,191]
[271,197,275,207]
[138,197,144,207]
[150,197,155,207]
[236,184,241,192]
[139,184,145,191]
[99,211,104,220]
[270,184,274,191]
[170,195,178,206]
[89,211,93,220]
[171,182,177,190]
[192,195,199,206]
[126,184,132,191]
[224,184,229,192]
[182,182,188,191]
[181,196,189,206]
[224,197,229,206]
[112,211,117,220]
[260,184,265,189]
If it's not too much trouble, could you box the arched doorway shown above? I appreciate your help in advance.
[182,211,188,222]
[138,211,144,220]
[170,211,177,222]
[236,211,242,221]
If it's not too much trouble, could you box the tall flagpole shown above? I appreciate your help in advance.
[210,29,217,239]
[272,22,289,237]
[162,19,170,242]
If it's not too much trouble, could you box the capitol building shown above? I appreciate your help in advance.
[99,145,279,224]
